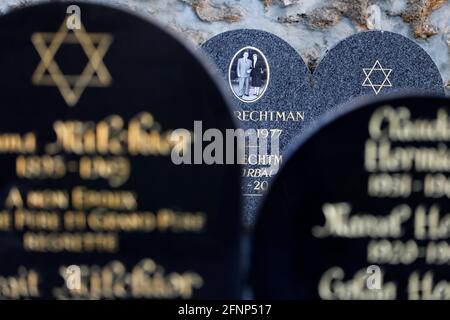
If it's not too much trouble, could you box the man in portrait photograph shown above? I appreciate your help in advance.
[237,51,252,97]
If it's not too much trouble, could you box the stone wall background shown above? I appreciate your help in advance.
[2,0,449,94]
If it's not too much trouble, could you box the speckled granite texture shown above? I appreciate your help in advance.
[202,29,312,225]
[202,28,443,225]
[313,30,445,120]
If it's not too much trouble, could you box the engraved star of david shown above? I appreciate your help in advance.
[31,18,113,106]
[362,60,392,95]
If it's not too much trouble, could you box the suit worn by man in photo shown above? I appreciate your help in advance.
[237,52,252,97]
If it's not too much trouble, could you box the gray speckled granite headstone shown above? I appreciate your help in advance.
[202,29,445,228]
[202,29,313,227]
[313,31,444,121]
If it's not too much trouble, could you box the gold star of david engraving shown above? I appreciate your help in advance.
[362,60,392,95]
[31,18,113,106]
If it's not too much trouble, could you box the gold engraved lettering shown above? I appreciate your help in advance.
[53,259,203,299]
[365,140,450,172]
[23,232,117,253]
[234,111,305,122]
[408,271,450,300]
[128,112,174,156]
[369,106,450,142]
[16,155,66,180]
[64,211,87,230]
[71,186,137,210]
[312,202,410,238]
[49,120,98,154]
[79,156,130,187]
[156,209,206,232]
[87,210,155,232]
[424,173,450,198]
[14,209,60,231]
[86,209,206,233]
[46,112,176,157]
[130,259,203,299]
[0,132,36,154]
[0,267,40,299]
[414,205,450,240]
[27,189,69,209]
[0,211,11,230]
[318,267,397,300]
[5,187,24,208]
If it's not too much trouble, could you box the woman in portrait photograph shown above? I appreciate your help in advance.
[250,52,266,97]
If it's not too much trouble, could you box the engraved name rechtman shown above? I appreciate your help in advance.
[234,110,304,122]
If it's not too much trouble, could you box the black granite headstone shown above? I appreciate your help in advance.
[252,94,450,300]
[313,31,444,120]
[0,1,240,299]
[201,30,313,226]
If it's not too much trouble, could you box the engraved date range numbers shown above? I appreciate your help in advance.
[242,128,282,196]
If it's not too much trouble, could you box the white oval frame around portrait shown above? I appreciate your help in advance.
[228,46,270,104]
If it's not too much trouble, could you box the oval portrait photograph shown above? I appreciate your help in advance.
[228,46,269,103]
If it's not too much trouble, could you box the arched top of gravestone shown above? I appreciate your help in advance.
[312,31,444,119]
[251,93,450,299]
[201,29,312,111]
[0,0,235,123]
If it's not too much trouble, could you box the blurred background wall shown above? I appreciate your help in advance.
[3,0,449,95]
